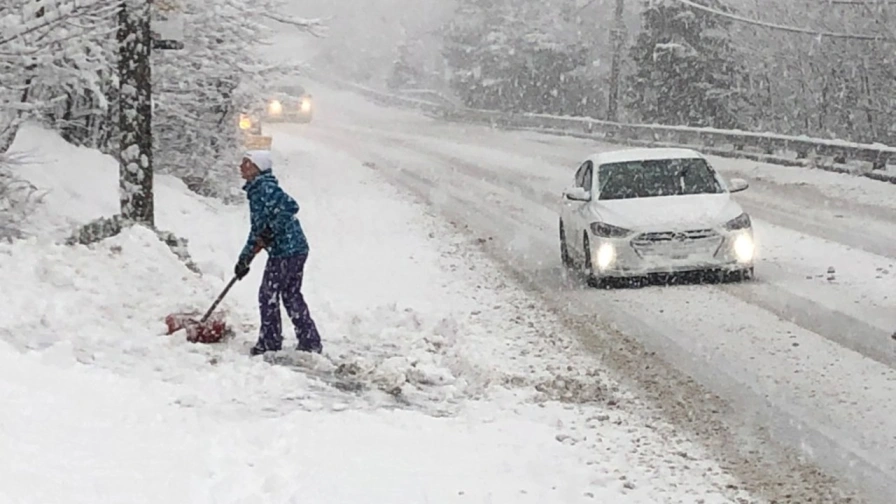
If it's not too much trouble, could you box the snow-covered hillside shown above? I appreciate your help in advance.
[0,125,764,503]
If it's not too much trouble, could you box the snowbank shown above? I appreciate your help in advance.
[0,124,757,503]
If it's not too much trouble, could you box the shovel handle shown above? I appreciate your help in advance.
[199,245,263,324]
[200,275,238,323]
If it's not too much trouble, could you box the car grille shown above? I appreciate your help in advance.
[630,228,722,258]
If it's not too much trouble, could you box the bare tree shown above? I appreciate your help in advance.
[732,0,896,143]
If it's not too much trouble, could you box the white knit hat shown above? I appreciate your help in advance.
[243,150,273,172]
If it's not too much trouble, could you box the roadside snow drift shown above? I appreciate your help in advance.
[1,124,759,503]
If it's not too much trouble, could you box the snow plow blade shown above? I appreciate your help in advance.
[243,135,272,150]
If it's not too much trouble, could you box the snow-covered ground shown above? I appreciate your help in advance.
[0,124,774,503]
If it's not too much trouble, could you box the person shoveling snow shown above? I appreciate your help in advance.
[235,150,323,356]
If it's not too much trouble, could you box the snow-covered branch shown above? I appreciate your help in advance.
[261,13,329,38]
[0,0,114,47]
[0,0,116,135]
[0,150,45,240]
[0,0,326,199]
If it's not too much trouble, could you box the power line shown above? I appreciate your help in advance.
[670,0,895,41]
[827,1,896,5]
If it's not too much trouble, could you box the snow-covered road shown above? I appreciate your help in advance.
[288,82,896,502]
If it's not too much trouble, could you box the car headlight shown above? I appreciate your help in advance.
[268,100,282,114]
[238,115,252,130]
[590,222,631,238]
[732,233,755,262]
[724,212,751,231]
[595,243,616,270]
[300,98,311,112]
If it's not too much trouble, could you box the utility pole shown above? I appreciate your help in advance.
[607,0,625,122]
[118,0,154,227]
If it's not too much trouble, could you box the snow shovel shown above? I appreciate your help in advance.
[165,244,262,344]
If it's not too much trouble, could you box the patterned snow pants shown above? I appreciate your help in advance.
[256,254,321,352]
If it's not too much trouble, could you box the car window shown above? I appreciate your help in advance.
[574,161,588,187]
[597,158,723,200]
[582,163,593,192]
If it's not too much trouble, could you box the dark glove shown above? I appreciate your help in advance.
[256,226,274,249]
[234,256,251,280]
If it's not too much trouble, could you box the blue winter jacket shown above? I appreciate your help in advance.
[239,171,309,261]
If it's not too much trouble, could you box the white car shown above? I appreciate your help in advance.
[558,148,755,287]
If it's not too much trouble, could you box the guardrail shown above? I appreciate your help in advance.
[310,73,447,115]
[311,71,896,184]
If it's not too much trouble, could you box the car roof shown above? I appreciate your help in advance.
[589,148,705,166]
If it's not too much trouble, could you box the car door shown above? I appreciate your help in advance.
[566,161,593,255]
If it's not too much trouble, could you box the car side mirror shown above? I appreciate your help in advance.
[564,187,591,201]
[728,178,749,193]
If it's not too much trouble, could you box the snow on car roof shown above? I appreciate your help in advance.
[274,84,306,96]
[590,148,704,165]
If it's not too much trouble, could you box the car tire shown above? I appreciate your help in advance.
[559,220,573,269]
[582,234,602,288]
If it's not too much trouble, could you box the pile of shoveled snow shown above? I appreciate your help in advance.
[0,123,759,503]
[0,226,207,353]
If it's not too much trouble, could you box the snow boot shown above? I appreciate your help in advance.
[249,339,282,356]
[297,339,322,354]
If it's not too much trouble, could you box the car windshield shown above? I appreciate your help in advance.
[275,85,305,96]
[597,158,723,200]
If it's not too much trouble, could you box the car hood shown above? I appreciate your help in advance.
[589,193,744,231]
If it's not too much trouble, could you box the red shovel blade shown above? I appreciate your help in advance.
[164,311,230,344]
[165,312,198,334]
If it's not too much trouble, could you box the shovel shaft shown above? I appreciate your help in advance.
[198,245,263,324]
[200,275,239,323]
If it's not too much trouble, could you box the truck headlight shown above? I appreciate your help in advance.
[269,100,282,114]
[238,115,252,130]
[300,98,311,112]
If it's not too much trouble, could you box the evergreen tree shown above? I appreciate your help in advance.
[627,0,750,129]
[441,0,588,114]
